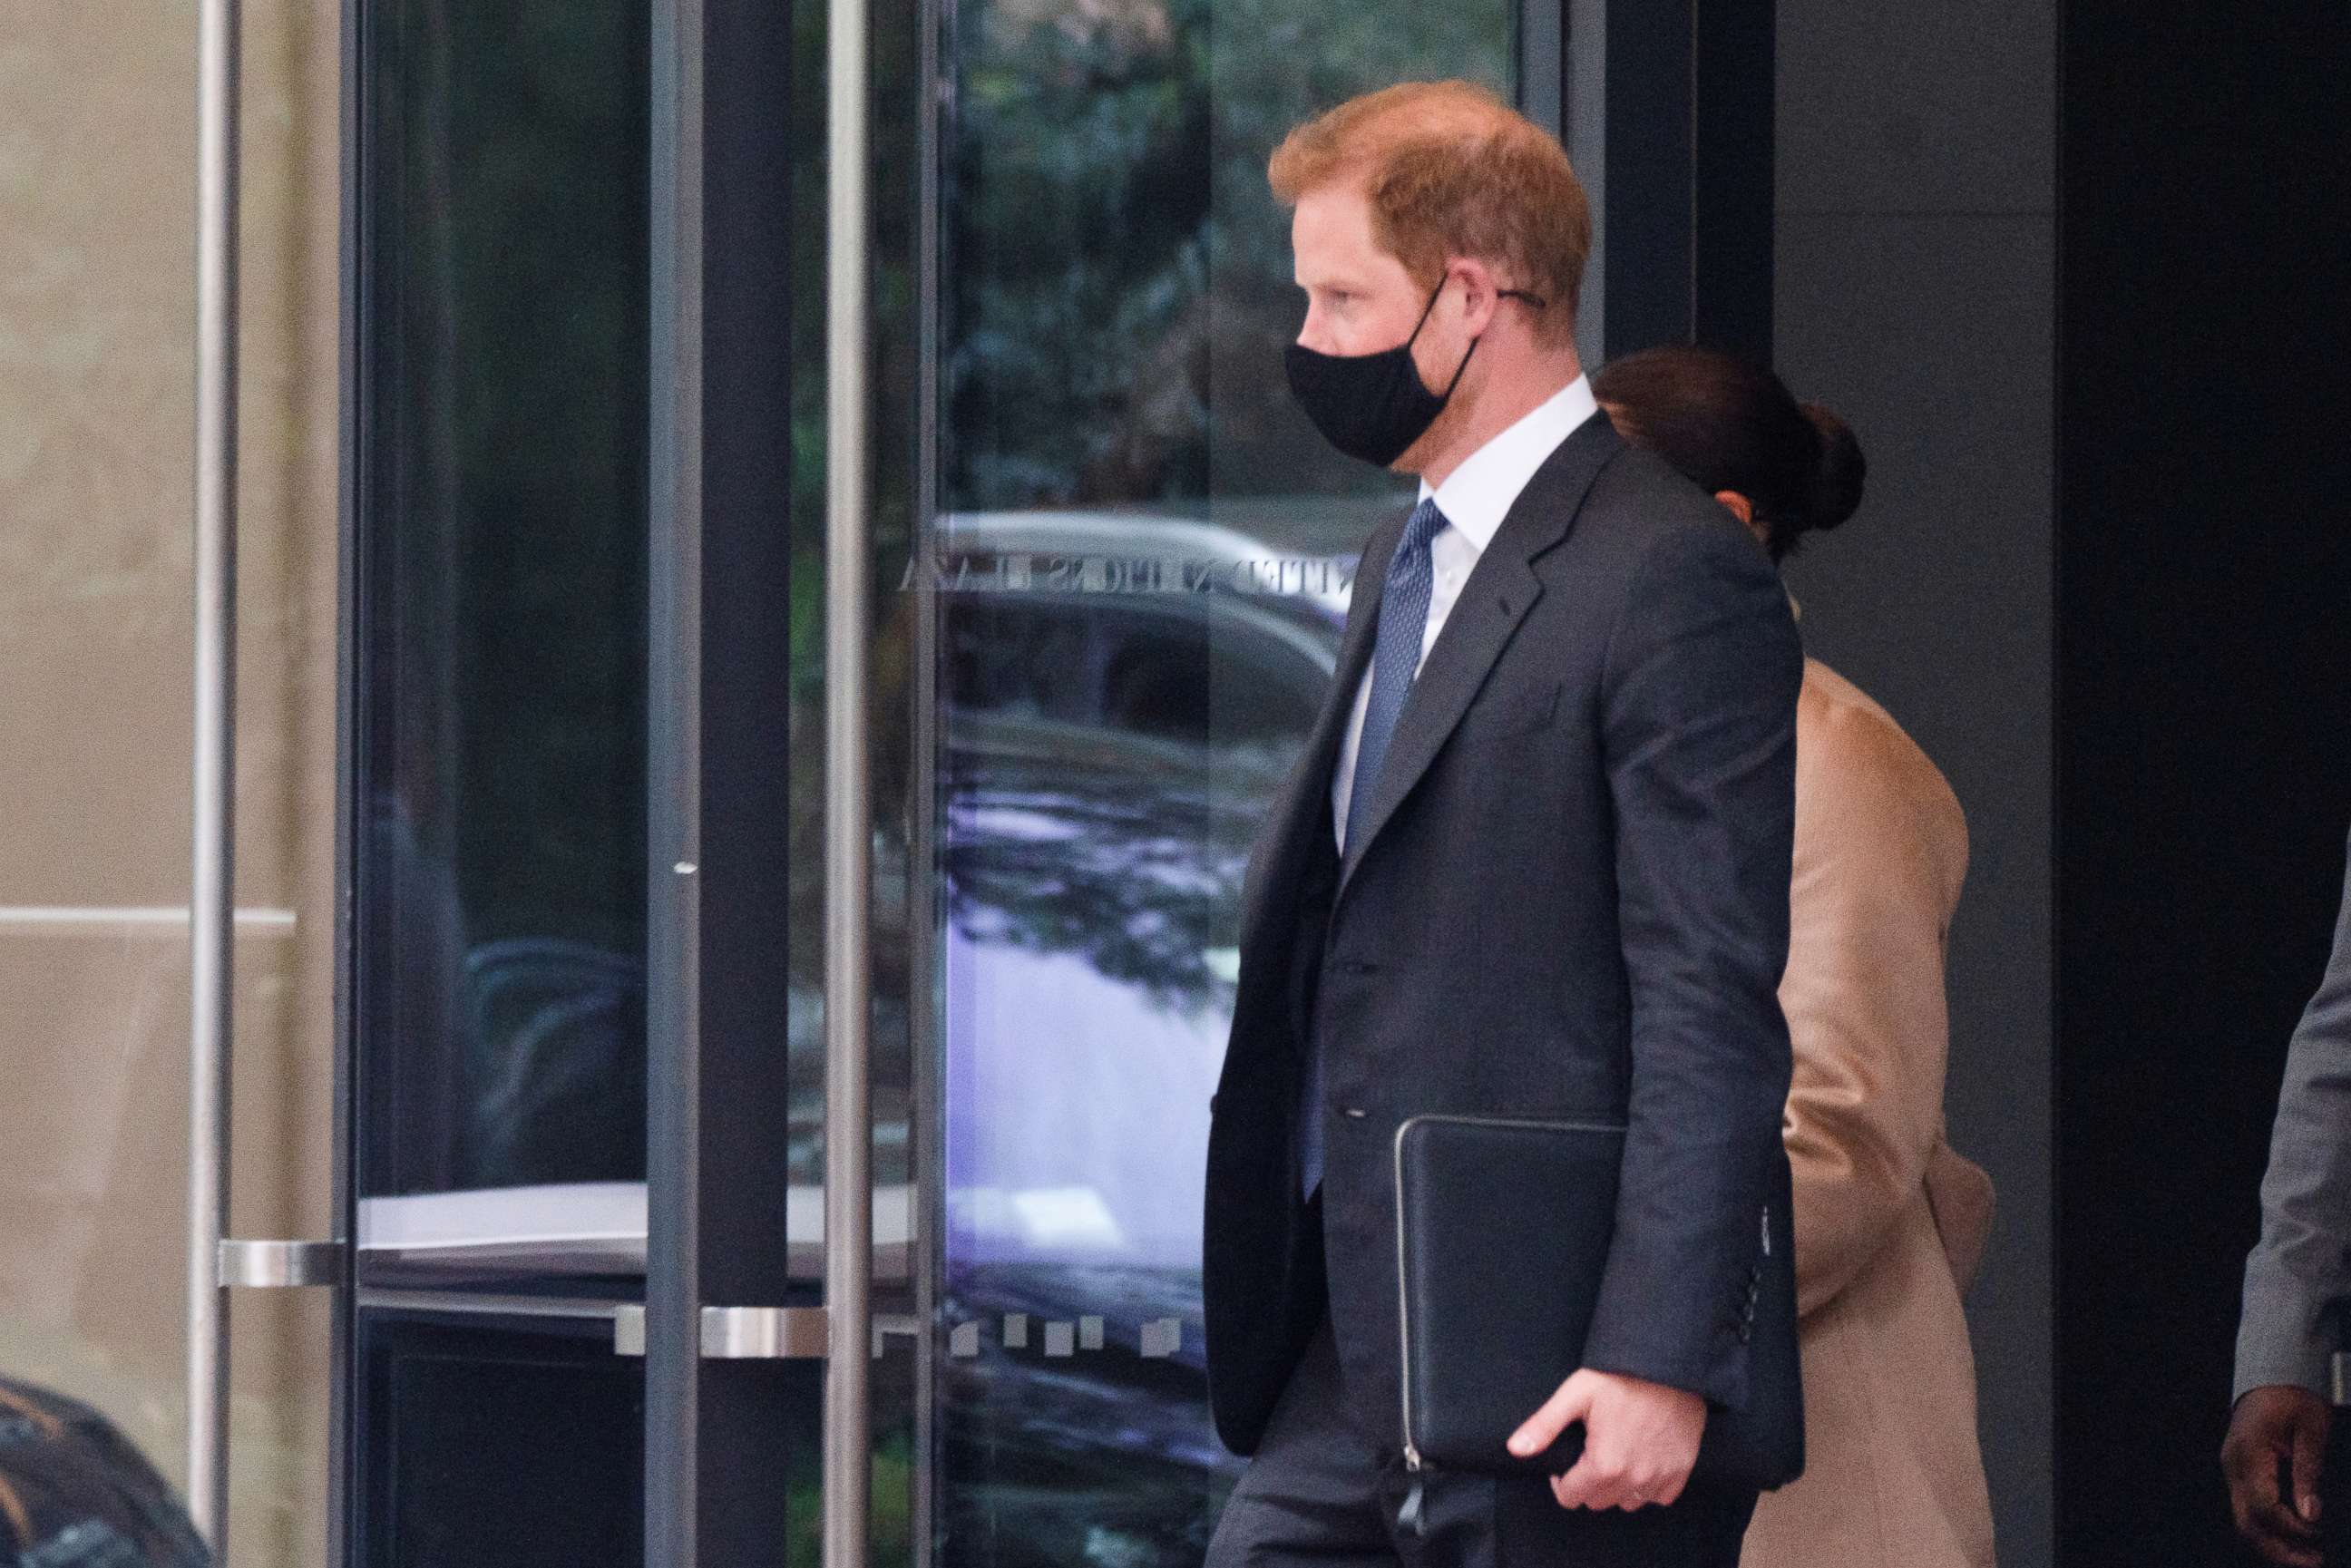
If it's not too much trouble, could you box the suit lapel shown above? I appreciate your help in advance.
[1234,509,1400,959]
[1337,416,1624,892]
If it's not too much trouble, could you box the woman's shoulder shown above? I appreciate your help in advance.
[1797,658,1970,876]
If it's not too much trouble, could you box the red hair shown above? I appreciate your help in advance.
[1268,81,1591,347]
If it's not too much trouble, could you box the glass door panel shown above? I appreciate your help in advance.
[350,0,651,1554]
[354,1312,645,1568]
[356,0,651,1217]
[905,6,1525,1564]
[341,0,1540,1558]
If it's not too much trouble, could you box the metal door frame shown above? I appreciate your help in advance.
[646,0,843,1564]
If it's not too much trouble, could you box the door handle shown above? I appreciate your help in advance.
[613,1304,832,1359]
[218,1239,346,1288]
[824,0,875,1557]
[188,0,242,1544]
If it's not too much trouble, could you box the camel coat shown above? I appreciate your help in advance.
[1741,659,1998,1568]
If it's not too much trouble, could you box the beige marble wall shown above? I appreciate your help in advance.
[0,0,341,1562]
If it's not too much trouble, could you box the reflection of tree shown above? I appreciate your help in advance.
[942,721,1283,1015]
[844,0,1511,1028]
[946,0,1516,511]
[773,0,1514,1173]
[387,0,650,959]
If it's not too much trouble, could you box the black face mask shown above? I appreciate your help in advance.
[1283,280,1468,468]
[1285,280,1553,467]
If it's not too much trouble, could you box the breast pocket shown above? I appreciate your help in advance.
[1456,677,1563,745]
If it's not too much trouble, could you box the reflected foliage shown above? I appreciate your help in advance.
[947,0,1515,511]
[942,719,1273,1015]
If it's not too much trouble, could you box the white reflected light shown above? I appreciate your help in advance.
[950,1184,1127,1252]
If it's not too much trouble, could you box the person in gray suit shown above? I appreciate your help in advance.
[1200,81,1803,1568]
[2227,833,2351,1567]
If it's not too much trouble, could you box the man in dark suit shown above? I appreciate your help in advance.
[1202,81,1803,1567]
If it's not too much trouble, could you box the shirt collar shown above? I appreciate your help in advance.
[1418,374,1600,553]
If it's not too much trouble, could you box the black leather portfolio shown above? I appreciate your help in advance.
[1392,1113,1804,1491]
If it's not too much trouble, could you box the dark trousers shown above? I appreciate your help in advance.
[1205,1312,1759,1568]
[2324,1418,2351,1563]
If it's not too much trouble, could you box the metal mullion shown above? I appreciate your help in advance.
[824,0,874,1553]
[908,0,947,1554]
[189,0,241,1543]
[647,0,707,1559]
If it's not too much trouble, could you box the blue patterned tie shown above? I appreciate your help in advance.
[1301,497,1448,1200]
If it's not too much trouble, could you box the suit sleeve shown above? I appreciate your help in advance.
[2236,829,2351,1400]
[1577,518,1802,1408]
[1780,708,1966,1318]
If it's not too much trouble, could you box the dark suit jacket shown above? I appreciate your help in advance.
[1202,414,1805,1461]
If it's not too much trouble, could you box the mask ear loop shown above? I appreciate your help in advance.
[1438,334,1480,397]
[1417,277,1478,398]
[1415,273,1521,398]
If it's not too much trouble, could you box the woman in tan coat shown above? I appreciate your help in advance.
[1594,346,1998,1568]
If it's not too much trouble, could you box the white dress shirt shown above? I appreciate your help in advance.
[1331,374,1600,849]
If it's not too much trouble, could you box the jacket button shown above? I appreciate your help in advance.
[1342,1107,1368,1119]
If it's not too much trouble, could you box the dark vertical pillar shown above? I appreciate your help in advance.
[649,0,805,1561]
[2055,4,2351,1564]
[1691,0,1771,361]
[1595,0,1772,360]
[1597,0,1691,357]
[696,0,805,1559]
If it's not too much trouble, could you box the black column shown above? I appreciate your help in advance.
[2056,4,2351,1564]
[1591,0,1774,362]
[648,0,805,1560]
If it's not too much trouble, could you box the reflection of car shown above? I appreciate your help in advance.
[937,510,1349,756]
[940,510,1357,621]
[400,510,1365,1567]
[932,511,1352,1566]
[463,938,645,1188]
[940,510,1350,1252]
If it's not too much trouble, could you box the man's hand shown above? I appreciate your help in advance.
[1507,1368,1707,1511]
[2224,1384,2333,1567]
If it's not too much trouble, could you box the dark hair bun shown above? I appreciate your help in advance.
[1798,402,1866,533]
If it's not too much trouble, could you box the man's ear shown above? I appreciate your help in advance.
[1448,257,1500,337]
